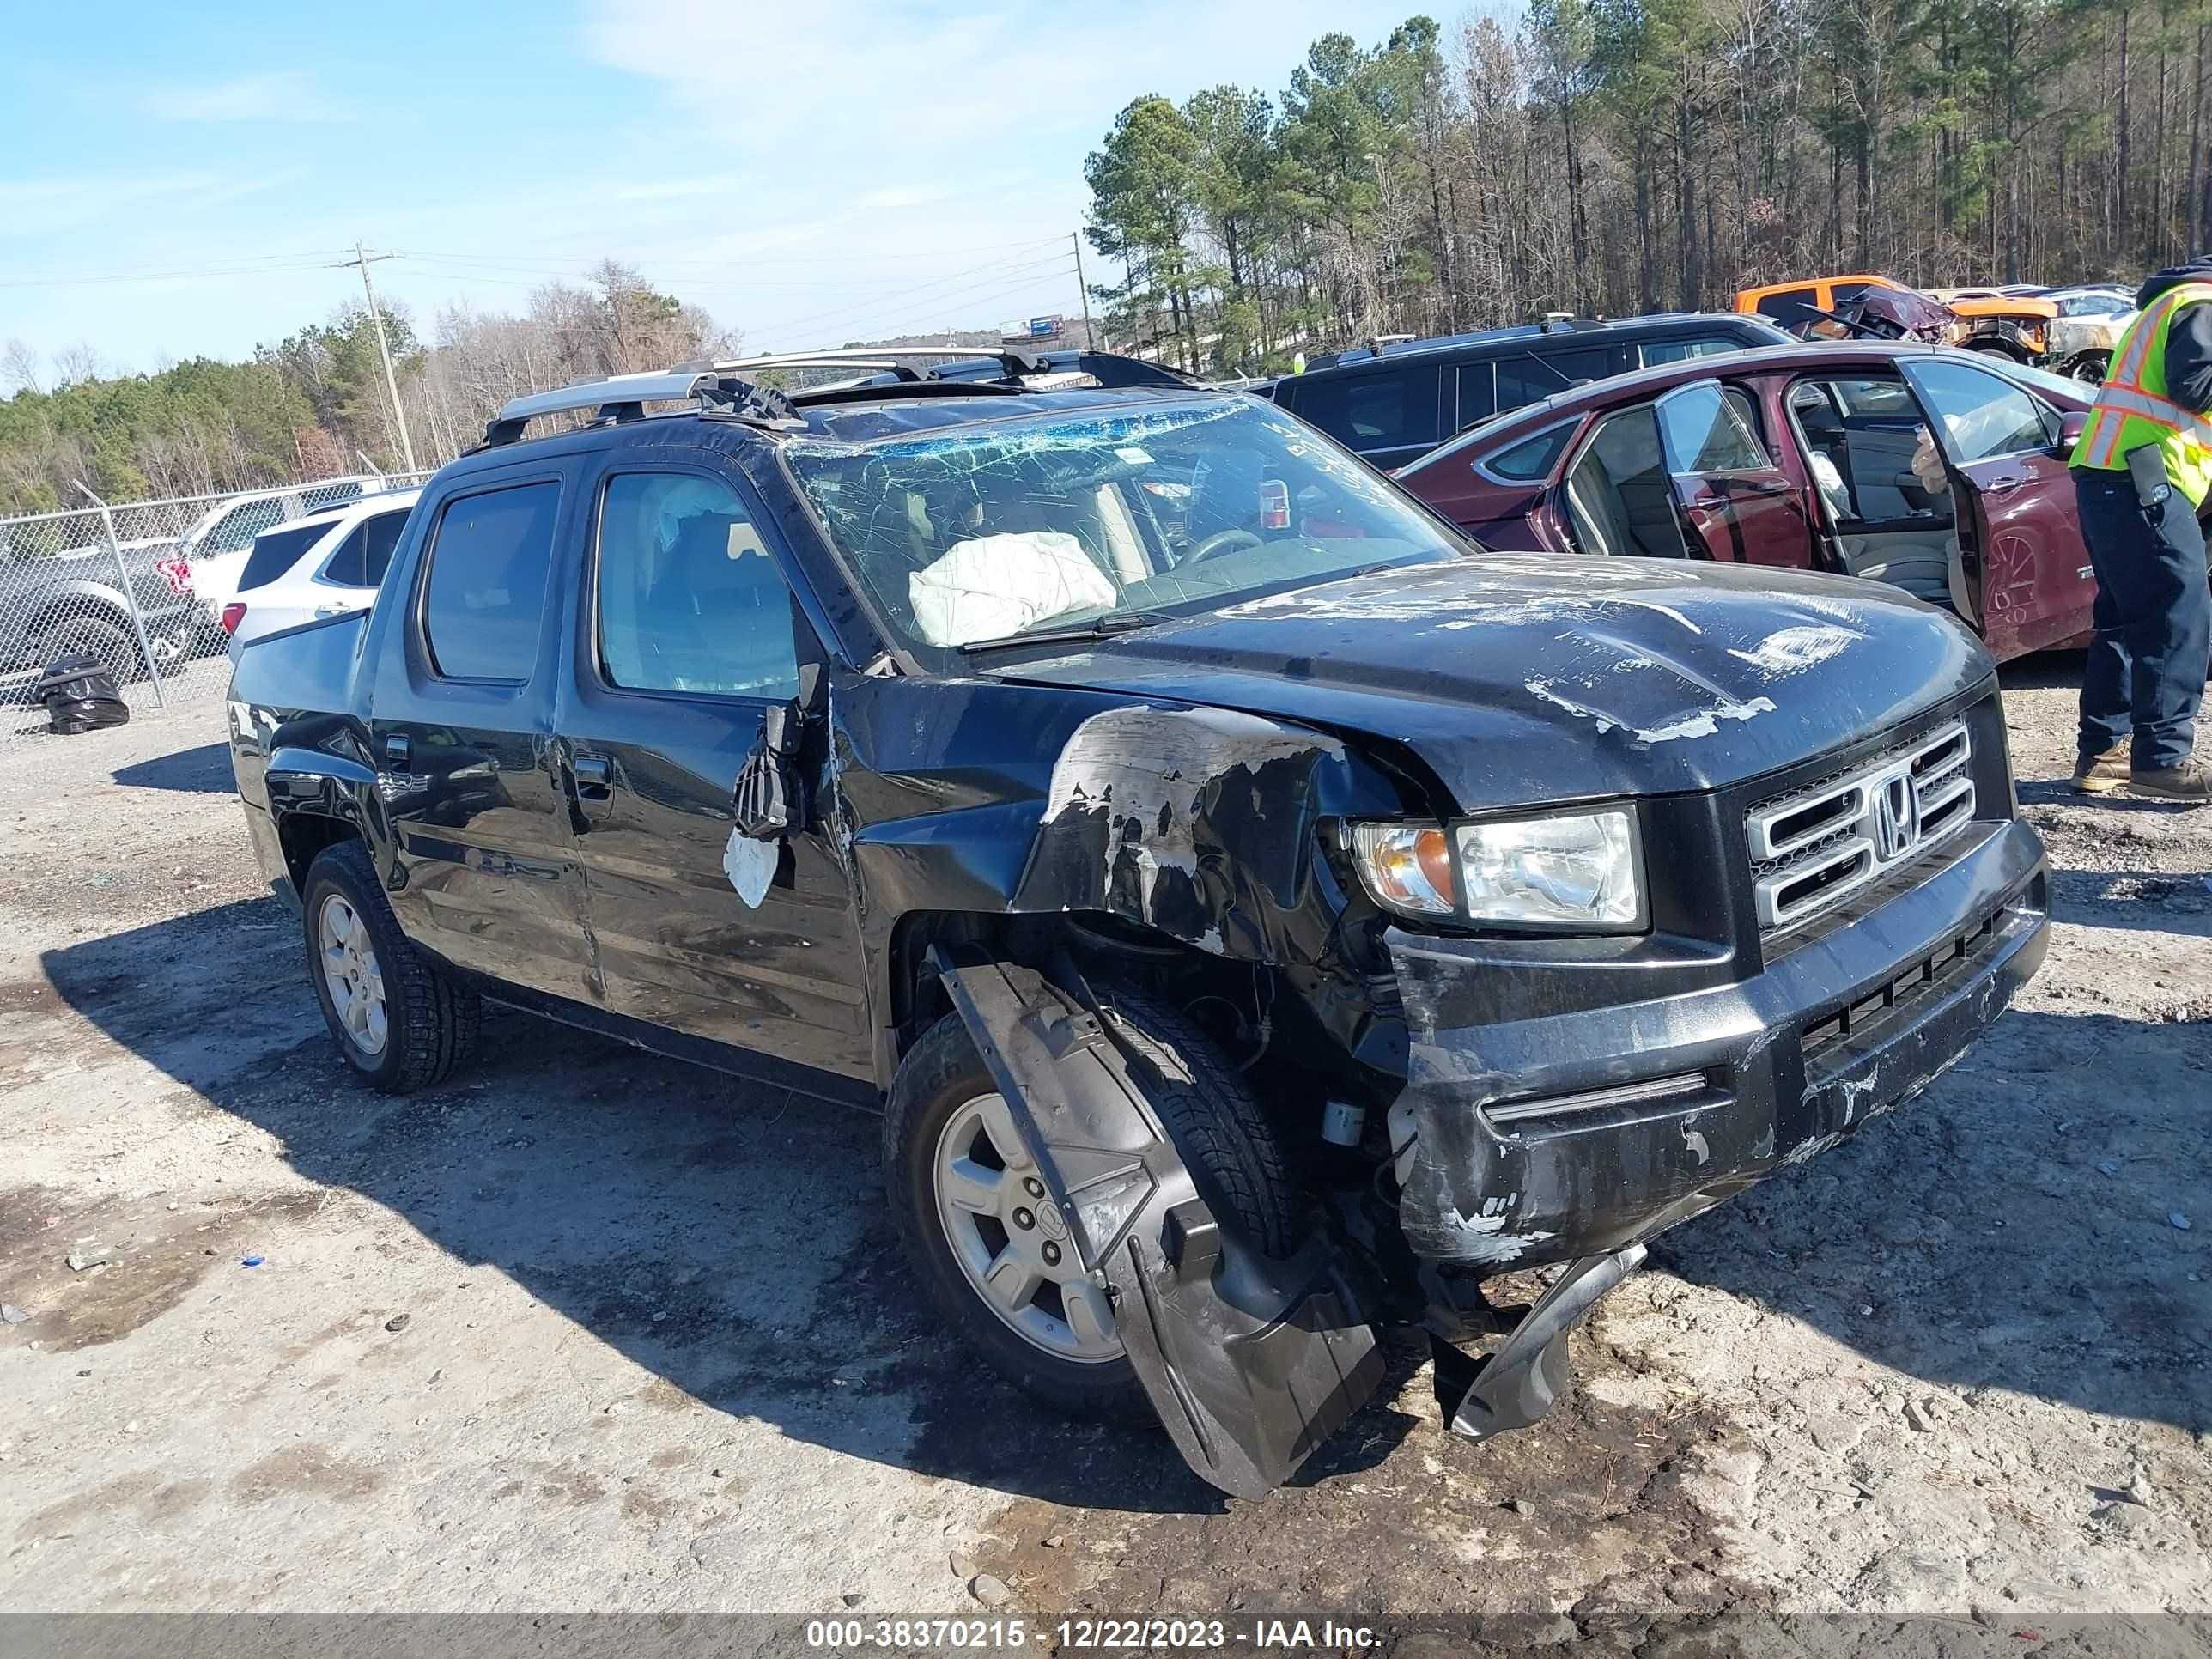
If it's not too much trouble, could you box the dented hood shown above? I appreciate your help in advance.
[999,556,1993,812]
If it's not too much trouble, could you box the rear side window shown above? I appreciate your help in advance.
[238,523,328,592]
[422,482,560,682]
[595,472,800,700]
[1481,422,1576,481]
[360,509,408,587]
[1641,335,1749,367]
[1496,346,1617,414]
[1656,385,1769,472]
[1290,366,1442,451]
[323,508,410,587]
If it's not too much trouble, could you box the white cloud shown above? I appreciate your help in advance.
[145,70,352,123]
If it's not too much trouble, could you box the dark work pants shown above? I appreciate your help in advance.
[2075,469,2211,770]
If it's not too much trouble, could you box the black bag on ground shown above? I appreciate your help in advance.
[33,651,131,735]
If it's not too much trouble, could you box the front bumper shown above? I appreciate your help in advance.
[1388,817,2047,1267]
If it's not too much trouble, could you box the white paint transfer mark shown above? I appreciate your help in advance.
[1726,624,1867,678]
[1527,679,1776,744]
[1524,678,1620,735]
[722,830,776,908]
[1633,696,1778,745]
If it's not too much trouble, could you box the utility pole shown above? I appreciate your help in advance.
[1072,230,1100,350]
[331,242,419,474]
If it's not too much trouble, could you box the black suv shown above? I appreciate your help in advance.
[227,349,2045,1499]
[1270,313,1795,470]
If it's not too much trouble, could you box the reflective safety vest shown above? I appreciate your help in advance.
[2071,281,2212,506]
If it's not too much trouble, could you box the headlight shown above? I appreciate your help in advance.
[1350,823,1456,915]
[1352,808,1645,932]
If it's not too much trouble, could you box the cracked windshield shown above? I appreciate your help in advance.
[787,398,1466,652]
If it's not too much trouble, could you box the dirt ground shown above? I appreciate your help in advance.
[1,661,2208,1647]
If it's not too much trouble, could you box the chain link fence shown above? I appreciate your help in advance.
[0,471,432,755]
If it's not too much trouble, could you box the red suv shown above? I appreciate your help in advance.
[1395,341,2098,663]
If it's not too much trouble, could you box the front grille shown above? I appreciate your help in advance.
[1746,720,1975,936]
[1801,911,2002,1063]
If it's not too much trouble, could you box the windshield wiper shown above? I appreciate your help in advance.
[957,610,1157,654]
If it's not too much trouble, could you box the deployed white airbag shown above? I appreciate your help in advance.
[908,531,1118,647]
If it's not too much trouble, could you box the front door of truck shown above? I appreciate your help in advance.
[1897,356,2096,660]
[1652,380,1814,568]
[552,459,874,1087]
[366,466,600,1004]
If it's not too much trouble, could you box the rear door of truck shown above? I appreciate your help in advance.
[364,460,601,1003]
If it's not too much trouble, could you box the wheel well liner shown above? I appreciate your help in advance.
[277,811,362,890]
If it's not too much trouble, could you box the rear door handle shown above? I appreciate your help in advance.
[313,602,350,617]
[573,755,611,799]
[384,734,410,769]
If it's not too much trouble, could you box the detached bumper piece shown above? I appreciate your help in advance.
[1439,1244,1645,1442]
[933,949,1383,1499]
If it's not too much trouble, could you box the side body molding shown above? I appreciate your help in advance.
[932,948,1383,1498]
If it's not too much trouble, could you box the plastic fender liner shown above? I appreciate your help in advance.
[931,946,1383,1499]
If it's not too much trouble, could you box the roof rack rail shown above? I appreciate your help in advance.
[481,370,722,447]
[707,347,1052,379]
[477,367,817,450]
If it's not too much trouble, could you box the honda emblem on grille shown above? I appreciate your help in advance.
[1873,769,1919,860]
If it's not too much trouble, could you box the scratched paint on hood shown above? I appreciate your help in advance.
[1726,623,1868,677]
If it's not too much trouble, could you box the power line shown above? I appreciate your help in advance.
[0,252,362,289]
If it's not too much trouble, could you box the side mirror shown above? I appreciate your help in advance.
[2058,408,2090,449]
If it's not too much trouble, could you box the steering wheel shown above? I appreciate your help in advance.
[1180,527,1264,566]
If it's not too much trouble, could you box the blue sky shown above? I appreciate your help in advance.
[1,0,1425,379]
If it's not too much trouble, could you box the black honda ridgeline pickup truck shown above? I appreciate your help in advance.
[227,349,2047,1498]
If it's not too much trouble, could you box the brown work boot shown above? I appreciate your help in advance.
[2130,757,2212,804]
[2071,742,2130,794]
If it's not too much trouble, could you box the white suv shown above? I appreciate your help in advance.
[221,489,419,659]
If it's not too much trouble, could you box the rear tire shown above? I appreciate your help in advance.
[300,840,480,1093]
[884,982,1302,1420]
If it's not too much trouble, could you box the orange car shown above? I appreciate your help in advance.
[1735,274,2056,362]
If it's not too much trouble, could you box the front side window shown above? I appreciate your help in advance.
[595,472,800,699]
[422,481,560,683]
[787,398,1468,655]
[1911,358,2052,461]
[1656,383,1769,473]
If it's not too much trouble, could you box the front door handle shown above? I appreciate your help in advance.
[383,733,410,769]
[573,755,612,800]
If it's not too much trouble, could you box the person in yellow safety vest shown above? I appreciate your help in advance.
[2068,259,2212,804]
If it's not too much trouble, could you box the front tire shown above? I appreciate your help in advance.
[300,840,480,1093]
[884,983,1302,1420]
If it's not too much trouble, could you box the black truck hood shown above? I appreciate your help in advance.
[994,556,1992,811]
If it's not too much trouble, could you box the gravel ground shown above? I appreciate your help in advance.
[0,664,2207,1644]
